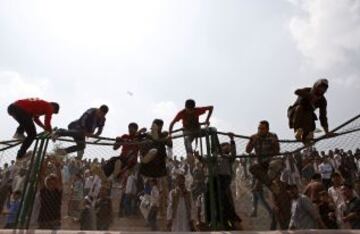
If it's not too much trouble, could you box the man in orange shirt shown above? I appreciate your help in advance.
[169,99,213,156]
[7,98,60,161]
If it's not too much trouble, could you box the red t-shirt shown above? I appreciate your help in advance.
[174,107,208,130]
[15,98,54,131]
[117,134,140,167]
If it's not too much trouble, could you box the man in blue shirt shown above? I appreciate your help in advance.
[4,190,21,229]
[52,105,108,160]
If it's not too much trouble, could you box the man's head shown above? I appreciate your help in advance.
[45,174,58,190]
[128,122,139,136]
[150,178,158,187]
[176,174,186,189]
[50,102,60,114]
[13,190,21,200]
[185,99,196,109]
[319,191,329,203]
[221,142,231,154]
[151,119,164,133]
[331,172,342,187]
[341,183,354,201]
[313,79,329,96]
[311,173,322,181]
[97,105,109,118]
[258,120,269,136]
[286,184,299,199]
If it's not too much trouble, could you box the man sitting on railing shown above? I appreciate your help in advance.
[169,99,213,157]
[103,122,146,181]
[7,98,60,162]
[51,105,108,160]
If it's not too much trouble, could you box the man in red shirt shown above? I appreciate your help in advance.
[102,122,145,180]
[7,98,59,161]
[169,99,213,155]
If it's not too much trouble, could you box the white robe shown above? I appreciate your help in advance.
[167,189,194,232]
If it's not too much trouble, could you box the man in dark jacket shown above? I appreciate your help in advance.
[52,105,108,159]
[288,79,332,144]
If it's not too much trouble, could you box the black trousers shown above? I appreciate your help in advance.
[57,124,86,158]
[8,104,37,159]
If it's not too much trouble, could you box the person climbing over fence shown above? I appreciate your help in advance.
[51,105,108,160]
[169,99,213,156]
[7,98,60,162]
[103,122,146,181]
[288,79,334,145]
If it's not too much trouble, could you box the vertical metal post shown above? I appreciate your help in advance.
[15,139,40,229]
[205,128,218,229]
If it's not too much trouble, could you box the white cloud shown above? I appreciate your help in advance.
[150,101,179,123]
[288,0,360,70]
[0,70,49,103]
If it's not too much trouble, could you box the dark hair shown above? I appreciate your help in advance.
[100,105,109,114]
[185,99,196,109]
[128,122,139,130]
[50,102,60,114]
[221,142,230,148]
[312,173,321,180]
[153,119,164,128]
[13,190,21,196]
[331,172,341,179]
[259,120,269,129]
[286,184,298,190]
[341,182,353,190]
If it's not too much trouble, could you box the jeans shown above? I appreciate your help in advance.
[123,194,136,216]
[148,206,158,230]
[8,104,37,159]
[57,128,86,159]
[251,190,272,216]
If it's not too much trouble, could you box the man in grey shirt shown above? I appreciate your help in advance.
[287,184,325,230]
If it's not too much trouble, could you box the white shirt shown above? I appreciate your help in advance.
[319,162,333,179]
[125,174,137,195]
[150,185,160,207]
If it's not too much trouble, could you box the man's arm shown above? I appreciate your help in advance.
[272,134,280,155]
[302,196,325,228]
[245,135,256,154]
[204,106,214,124]
[169,112,182,134]
[229,133,236,158]
[94,127,103,136]
[33,117,46,129]
[319,99,329,134]
[113,136,123,150]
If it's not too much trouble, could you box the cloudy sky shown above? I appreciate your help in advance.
[0,0,359,141]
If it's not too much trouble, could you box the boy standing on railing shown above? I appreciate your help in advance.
[51,105,108,160]
[169,99,213,157]
[7,98,60,162]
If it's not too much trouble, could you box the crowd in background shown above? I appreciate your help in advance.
[1,146,360,231]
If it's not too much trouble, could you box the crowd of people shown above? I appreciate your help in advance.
[1,79,360,231]
[1,143,360,231]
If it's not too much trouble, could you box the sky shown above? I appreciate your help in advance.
[0,0,359,141]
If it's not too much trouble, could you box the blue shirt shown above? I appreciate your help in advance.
[7,200,21,224]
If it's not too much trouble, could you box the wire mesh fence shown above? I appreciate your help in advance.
[0,114,360,231]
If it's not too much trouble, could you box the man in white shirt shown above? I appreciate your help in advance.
[319,157,334,190]
[148,179,160,230]
[167,174,195,232]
